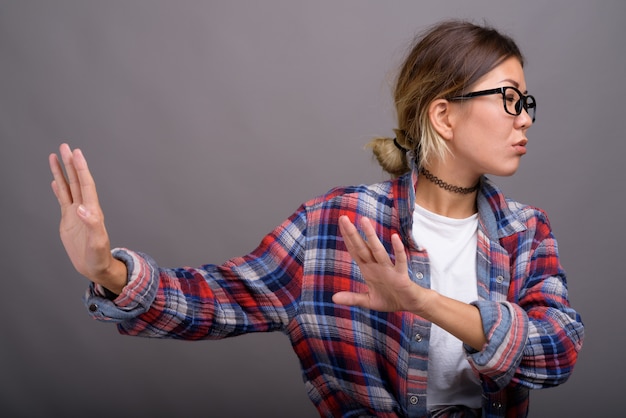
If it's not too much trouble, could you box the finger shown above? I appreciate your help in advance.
[390,233,408,270]
[72,148,101,208]
[50,180,61,202]
[49,152,73,208]
[332,291,370,309]
[59,143,83,205]
[359,217,392,265]
[338,216,372,262]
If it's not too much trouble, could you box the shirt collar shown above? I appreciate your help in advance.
[396,157,527,243]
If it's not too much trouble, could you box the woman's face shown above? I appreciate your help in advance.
[447,56,533,178]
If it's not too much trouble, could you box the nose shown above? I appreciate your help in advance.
[516,107,533,129]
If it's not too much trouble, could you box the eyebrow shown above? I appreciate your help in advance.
[500,78,528,94]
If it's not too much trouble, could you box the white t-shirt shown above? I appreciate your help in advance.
[411,204,482,411]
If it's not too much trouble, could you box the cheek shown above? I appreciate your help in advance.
[452,103,512,149]
[472,112,512,144]
[455,113,498,146]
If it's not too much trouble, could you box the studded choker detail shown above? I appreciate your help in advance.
[419,167,480,194]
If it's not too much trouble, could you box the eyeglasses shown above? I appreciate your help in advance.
[449,86,536,122]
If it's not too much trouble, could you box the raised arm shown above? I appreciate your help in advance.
[49,143,127,294]
[332,215,487,351]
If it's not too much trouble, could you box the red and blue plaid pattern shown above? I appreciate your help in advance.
[87,172,584,417]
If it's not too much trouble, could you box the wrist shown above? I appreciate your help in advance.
[94,257,128,295]
[411,287,439,320]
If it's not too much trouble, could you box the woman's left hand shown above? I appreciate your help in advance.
[332,215,431,314]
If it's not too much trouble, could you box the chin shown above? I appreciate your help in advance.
[488,165,520,178]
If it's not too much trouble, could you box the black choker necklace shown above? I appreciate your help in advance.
[420,167,480,195]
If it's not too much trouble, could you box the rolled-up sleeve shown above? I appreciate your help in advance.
[466,300,529,390]
[84,248,160,322]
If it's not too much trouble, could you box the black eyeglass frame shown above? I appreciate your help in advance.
[448,86,536,122]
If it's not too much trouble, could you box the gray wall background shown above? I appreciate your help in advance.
[1,1,623,416]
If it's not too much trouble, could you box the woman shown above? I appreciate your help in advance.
[49,20,584,417]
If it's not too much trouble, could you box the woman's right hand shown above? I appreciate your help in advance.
[49,143,127,294]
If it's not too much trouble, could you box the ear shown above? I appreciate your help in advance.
[428,99,454,141]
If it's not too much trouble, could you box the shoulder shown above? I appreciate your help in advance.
[302,176,404,219]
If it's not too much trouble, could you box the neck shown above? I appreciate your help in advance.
[415,167,479,218]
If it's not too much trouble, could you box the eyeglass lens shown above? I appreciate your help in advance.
[505,87,535,121]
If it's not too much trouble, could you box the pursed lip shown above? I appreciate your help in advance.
[513,138,528,154]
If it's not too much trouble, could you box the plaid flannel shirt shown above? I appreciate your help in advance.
[86,169,584,417]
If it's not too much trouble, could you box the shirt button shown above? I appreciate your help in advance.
[492,401,503,409]
[409,395,419,405]
[414,333,423,342]
[415,272,424,280]
[88,303,98,313]
[495,276,504,284]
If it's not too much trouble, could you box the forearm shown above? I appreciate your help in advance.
[415,290,486,351]
[93,257,128,295]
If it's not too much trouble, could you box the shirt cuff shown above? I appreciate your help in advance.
[465,300,529,389]
[83,248,160,322]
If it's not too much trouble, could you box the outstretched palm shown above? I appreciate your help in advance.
[49,144,125,293]
[332,216,425,313]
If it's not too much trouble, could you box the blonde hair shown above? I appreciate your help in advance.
[370,20,524,177]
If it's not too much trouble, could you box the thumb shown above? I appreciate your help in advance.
[332,291,369,308]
